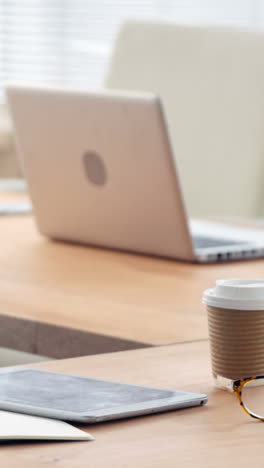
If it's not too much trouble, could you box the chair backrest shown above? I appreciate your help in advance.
[105,21,264,218]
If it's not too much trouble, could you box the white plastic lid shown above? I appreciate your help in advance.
[202,279,264,310]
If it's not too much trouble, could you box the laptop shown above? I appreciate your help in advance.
[6,85,264,263]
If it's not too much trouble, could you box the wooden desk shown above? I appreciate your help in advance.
[0,341,262,467]
[1,213,264,357]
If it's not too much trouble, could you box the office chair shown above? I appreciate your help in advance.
[105,21,264,218]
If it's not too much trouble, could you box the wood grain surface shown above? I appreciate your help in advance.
[0,214,264,356]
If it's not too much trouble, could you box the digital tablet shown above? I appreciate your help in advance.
[0,368,208,423]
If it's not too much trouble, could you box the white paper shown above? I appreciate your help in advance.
[0,202,32,215]
[0,410,94,441]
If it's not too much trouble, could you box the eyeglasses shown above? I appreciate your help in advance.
[233,376,264,421]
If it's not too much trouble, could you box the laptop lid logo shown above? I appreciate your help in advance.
[82,151,107,186]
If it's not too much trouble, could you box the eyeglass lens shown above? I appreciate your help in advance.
[242,378,264,418]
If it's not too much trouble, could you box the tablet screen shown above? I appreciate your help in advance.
[0,369,180,413]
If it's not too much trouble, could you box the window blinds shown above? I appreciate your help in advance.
[0,0,261,94]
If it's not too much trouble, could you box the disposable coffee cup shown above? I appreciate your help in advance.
[203,279,264,389]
